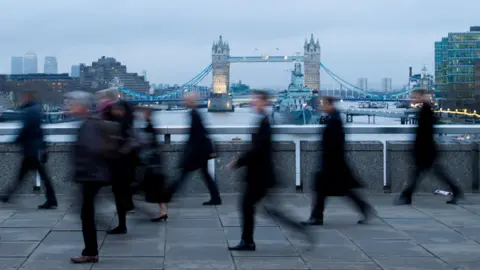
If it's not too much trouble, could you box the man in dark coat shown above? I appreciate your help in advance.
[166,92,221,205]
[302,96,373,226]
[101,98,137,234]
[68,91,121,264]
[228,90,308,251]
[1,91,57,209]
[395,89,463,205]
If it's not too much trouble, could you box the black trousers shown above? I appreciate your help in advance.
[111,157,135,228]
[81,183,102,256]
[170,162,221,201]
[311,189,369,219]
[401,163,462,198]
[5,156,56,203]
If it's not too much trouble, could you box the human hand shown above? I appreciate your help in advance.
[227,158,237,169]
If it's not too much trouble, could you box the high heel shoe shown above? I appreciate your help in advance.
[150,214,168,222]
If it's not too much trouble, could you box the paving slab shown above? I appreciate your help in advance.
[1,193,480,269]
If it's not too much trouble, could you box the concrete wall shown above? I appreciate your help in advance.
[386,141,477,193]
[1,140,479,195]
[214,141,297,193]
[300,141,384,193]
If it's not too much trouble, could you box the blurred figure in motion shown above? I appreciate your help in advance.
[135,108,168,222]
[302,96,374,226]
[165,92,221,206]
[395,89,464,205]
[67,91,120,264]
[228,90,309,251]
[97,88,137,235]
[0,91,57,209]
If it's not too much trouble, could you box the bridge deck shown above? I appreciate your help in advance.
[0,194,479,269]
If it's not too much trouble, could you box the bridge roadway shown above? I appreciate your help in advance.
[0,194,479,269]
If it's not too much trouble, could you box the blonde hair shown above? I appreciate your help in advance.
[95,87,119,103]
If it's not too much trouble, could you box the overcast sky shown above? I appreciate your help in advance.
[0,0,479,90]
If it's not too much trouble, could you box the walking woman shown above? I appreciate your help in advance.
[140,109,168,221]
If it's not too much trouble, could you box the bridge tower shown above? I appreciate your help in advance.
[303,34,321,92]
[212,35,230,95]
[209,35,234,112]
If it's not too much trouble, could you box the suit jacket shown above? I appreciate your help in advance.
[181,108,214,171]
[414,102,437,168]
[236,114,275,189]
[15,101,45,158]
[316,110,362,195]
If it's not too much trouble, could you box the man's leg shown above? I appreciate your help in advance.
[71,183,101,263]
[301,190,326,226]
[395,166,424,205]
[345,189,374,224]
[200,163,221,205]
[34,157,57,209]
[229,186,264,251]
[432,164,464,204]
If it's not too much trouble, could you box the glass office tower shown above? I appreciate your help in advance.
[435,26,480,109]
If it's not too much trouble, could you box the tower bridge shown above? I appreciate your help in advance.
[117,35,427,109]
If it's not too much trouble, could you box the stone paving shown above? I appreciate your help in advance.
[1,194,480,269]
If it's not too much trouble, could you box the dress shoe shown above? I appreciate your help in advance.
[393,195,412,205]
[300,218,323,226]
[38,201,58,210]
[151,214,168,222]
[71,255,99,264]
[228,240,256,251]
[106,226,127,235]
[202,199,222,206]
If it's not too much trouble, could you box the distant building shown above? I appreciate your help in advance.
[357,78,368,91]
[11,57,23,74]
[23,52,38,74]
[44,56,58,74]
[5,73,80,105]
[79,56,149,95]
[71,65,80,77]
[381,77,392,92]
[435,26,480,109]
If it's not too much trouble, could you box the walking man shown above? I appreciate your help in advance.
[166,92,221,206]
[1,91,57,209]
[302,96,374,226]
[228,90,308,251]
[395,89,463,205]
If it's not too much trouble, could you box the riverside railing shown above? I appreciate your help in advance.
[0,124,479,193]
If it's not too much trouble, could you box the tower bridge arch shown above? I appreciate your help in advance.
[208,34,321,112]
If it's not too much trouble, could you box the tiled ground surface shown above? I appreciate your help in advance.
[0,193,480,269]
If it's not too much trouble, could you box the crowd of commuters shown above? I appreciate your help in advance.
[1,88,463,264]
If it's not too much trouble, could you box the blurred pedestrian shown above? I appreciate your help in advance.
[67,91,121,264]
[301,96,374,226]
[228,90,309,251]
[134,108,168,222]
[1,91,57,209]
[395,89,464,205]
[165,92,221,206]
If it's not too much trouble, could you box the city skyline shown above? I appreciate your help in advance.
[0,0,479,89]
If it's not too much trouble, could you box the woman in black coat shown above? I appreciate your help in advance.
[141,109,168,222]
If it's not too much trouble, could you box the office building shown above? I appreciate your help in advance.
[44,56,58,74]
[79,56,149,95]
[357,77,368,91]
[381,77,392,92]
[71,65,80,77]
[435,26,480,109]
[11,57,23,74]
[23,52,38,74]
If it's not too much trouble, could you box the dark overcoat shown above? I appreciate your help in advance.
[181,108,214,171]
[315,110,362,195]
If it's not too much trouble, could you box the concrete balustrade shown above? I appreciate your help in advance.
[386,141,478,193]
[300,141,384,193]
[1,125,480,195]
